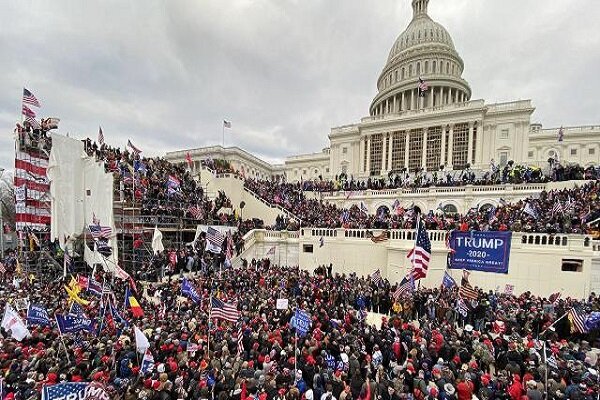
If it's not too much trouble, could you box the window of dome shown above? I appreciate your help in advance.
[402,68,405,79]
[418,30,421,39]
[409,65,413,76]
[446,62,450,74]
[432,61,436,72]
[442,204,458,214]
[424,30,428,38]
[417,63,421,75]
[395,70,398,82]
[424,61,428,73]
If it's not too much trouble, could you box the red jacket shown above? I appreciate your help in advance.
[457,380,474,400]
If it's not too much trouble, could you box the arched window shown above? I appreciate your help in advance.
[416,62,421,75]
[424,61,428,73]
[442,204,458,215]
[432,61,436,73]
[446,62,450,74]
[402,68,405,78]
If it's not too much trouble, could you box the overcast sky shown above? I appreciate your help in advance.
[1,0,599,169]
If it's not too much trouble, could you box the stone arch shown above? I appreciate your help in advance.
[376,205,391,219]
[439,200,461,215]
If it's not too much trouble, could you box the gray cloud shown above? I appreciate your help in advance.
[1,0,599,169]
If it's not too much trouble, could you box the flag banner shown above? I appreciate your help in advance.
[42,382,110,400]
[223,120,232,128]
[210,298,240,322]
[87,277,102,297]
[140,350,155,375]
[109,300,130,328]
[276,298,289,310]
[448,231,512,274]
[370,269,382,285]
[134,325,150,353]
[2,305,30,341]
[442,271,456,289]
[370,231,388,243]
[125,286,144,317]
[504,284,515,295]
[584,312,600,332]
[14,297,30,311]
[23,88,41,107]
[291,309,311,337]
[181,278,201,303]
[55,314,94,334]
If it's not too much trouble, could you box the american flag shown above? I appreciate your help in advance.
[127,139,142,154]
[407,221,431,280]
[88,224,112,238]
[223,120,232,129]
[0,262,5,274]
[418,77,429,96]
[25,116,41,129]
[393,275,414,300]
[22,104,37,118]
[210,297,240,322]
[563,196,575,213]
[237,325,244,356]
[167,175,180,189]
[187,205,202,220]
[98,126,104,146]
[185,152,193,168]
[23,88,41,107]
[266,246,276,256]
[370,269,382,285]
[459,283,479,301]
[549,291,561,305]
[207,227,225,249]
[568,308,588,334]
[551,201,563,215]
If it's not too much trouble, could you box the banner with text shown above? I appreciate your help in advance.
[449,231,512,274]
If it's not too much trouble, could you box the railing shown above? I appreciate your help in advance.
[298,228,594,251]
[240,185,303,222]
[321,182,554,199]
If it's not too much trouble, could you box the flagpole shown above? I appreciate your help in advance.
[540,308,571,336]
[543,340,548,398]
[54,314,71,364]
[222,123,225,147]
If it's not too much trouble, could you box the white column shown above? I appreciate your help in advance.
[421,128,428,169]
[393,95,397,113]
[366,136,371,174]
[440,126,446,166]
[455,90,459,103]
[476,121,484,167]
[404,132,410,168]
[440,87,445,105]
[401,91,405,111]
[388,133,394,170]
[448,88,453,104]
[429,86,434,108]
[381,133,387,175]
[359,138,365,172]
[447,124,454,169]
[467,122,474,165]
[410,89,415,110]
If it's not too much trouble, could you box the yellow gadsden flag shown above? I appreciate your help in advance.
[64,277,89,306]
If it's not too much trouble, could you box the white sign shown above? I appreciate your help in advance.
[276,298,289,310]
[504,284,514,295]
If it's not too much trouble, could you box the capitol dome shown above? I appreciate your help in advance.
[370,0,472,116]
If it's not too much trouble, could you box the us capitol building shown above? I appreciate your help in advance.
[167,0,600,182]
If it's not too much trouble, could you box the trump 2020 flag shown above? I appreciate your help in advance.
[2,304,30,341]
[42,382,109,400]
[55,314,95,334]
[140,350,155,375]
[134,325,150,354]
[290,309,311,337]
[181,278,201,304]
[26,304,51,326]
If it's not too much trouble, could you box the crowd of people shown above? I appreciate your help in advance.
[244,178,600,234]
[1,255,599,400]
[298,163,600,193]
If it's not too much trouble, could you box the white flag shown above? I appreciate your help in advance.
[152,227,164,254]
[134,325,150,354]
[1,304,30,341]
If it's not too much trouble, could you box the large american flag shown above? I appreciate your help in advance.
[127,139,142,154]
[370,269,382,286]
[23,88,41,108]
[22,104,37,118]
[407,221,431,280]
[551,201,563,215]
[14,150,51,231]
[210,297,240,322]
[237,325,244,356]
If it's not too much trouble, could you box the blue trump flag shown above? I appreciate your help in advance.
[290,309,311,337]
[27,304,51,326]
[56,314,95,335]
[181,278,201,304]
[42,382,109,400]
[442,271,457,289]
[448,230,512,274]
[585,312,600,332]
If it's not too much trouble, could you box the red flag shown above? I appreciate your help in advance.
[185,152,193,168]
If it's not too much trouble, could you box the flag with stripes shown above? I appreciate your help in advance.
[187,205,202,220]
[210,297,240,322]
[127,139,142,154]
[568,308,588,334]
[223,120,232,129]
[237,325,244,356]
[22,104,37,118]
[459,284,478,301]
[23,88,40,107]
[98,126,104,146]
[88,224,112,239]
[14,150,51,231]
[266,246,276,256]
[0,262,5,274]
[206,227,225,253]
[418,77,429,96]
[25,116,42,130]
[523,202,539,219]
[549,291,561,305]
[185,152,193,168]
[407,221,431,280]
[393,275,414,300]
[370,269,382,286]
